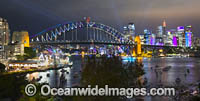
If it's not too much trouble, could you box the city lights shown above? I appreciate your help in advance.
[0,0,200,100]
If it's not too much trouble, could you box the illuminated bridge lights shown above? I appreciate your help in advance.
[31,21,131,45]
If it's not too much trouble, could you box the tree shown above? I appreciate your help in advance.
[24,47,36,59]
[81,56,145,87]
[0,63,6,73]
[78,56,145,100]
[0,74,28,100]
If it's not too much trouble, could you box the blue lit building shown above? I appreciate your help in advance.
[185,26,192,47]
[123,23,136,40]
[144,29,151,45]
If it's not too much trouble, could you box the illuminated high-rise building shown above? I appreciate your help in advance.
[123,26,129,38]
[0,18,10,46]
[193,37,200,47]
[11,31,30,56]
[166,31,173,46]
[157,26,163,37]
[185,25,192,47]
[177,26,185,46]
[12,31,30,47]
[156,26,164,45]
[172,36,178,46]
[123,23,136,40]
[128,23,135,37]
[150,33,156,45]
[0,18,10,59]
[162,20,166,35]
[144,29,151,45]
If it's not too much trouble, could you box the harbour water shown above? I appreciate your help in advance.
[26,56,200,101]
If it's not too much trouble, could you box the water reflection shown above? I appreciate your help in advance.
[26,56,82,87]
[26,56,200,88]
[143,57,200,86]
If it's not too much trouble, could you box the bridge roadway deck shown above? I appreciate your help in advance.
[31,41,182,48]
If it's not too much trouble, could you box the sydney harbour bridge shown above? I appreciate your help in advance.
[30,19,181,56]
[31,20,133,45]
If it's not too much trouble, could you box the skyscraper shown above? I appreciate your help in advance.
[128,23,136,37]
[156,26,163,45]
[185,25,192,47]
[166,31,173,46]
[12,31,30,47]
[162,20,166,35]
[123,23,136,40]
[177,26,185,47]
[0,18,10,59]
[144,29,151,45]
[0,18,10,46]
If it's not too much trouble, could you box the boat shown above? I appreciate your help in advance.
[68,62,73,68]
[60,69,66,73]
[68,62,73,66]
[73,72,79,78]
[46,73,50,77]
[162,66,171,71]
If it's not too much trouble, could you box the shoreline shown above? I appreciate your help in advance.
[1,65,70,76]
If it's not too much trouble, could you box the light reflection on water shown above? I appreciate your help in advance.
[26,56,200,101]
[26,56,81,87]
[143,57,200,86]
[26,57,200,86]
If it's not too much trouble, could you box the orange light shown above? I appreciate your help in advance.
[135,36,142,55]
[163,20,166,27]
[159,49,163,53]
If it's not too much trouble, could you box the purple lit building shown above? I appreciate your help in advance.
[172,36,177,46]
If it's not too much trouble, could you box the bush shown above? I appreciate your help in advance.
[0,63,6,73]
[24,47,36,59]
[81,55,145,87]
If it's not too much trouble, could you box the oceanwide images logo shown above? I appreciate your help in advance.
[25,84,176,98]
[25,84,37,96]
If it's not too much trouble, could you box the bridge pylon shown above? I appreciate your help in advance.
[131,36,142,57]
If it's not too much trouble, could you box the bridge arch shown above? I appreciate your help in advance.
[30,21,133,45]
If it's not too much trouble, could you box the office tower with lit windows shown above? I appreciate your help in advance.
[193,37,200,47]
[162,20,169,45]
[12,31,30,47]
[156,26,163,45]
[0,18,10,59]
[166,31,173,46]
[157,26,163,37]
[128,23,136,37]
[162,20,166,35]
[0,18,10,46]
[123,26,129,38]
[144,29,151,45]
[176,26,184,46]
[123,23,136,40]
[185,25,192,47]
[12,31,30,56]
[150,33,156,45]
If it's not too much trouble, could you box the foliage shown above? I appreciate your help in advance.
[19,83,53,101]
[24,47,36,59]
[74,55,145,100]
[81,55,145,87]
[191,96,200,101]
[0,63,6,73]
[0,74,28,100]
[16,55,29,61]
[15,47,36,60]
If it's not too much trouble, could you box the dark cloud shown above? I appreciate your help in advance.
[0,0,200,36]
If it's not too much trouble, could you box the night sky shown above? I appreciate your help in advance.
[0,0,200,37]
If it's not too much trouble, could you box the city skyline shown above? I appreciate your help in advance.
[1,1,200,101]
[0,0,200,37]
